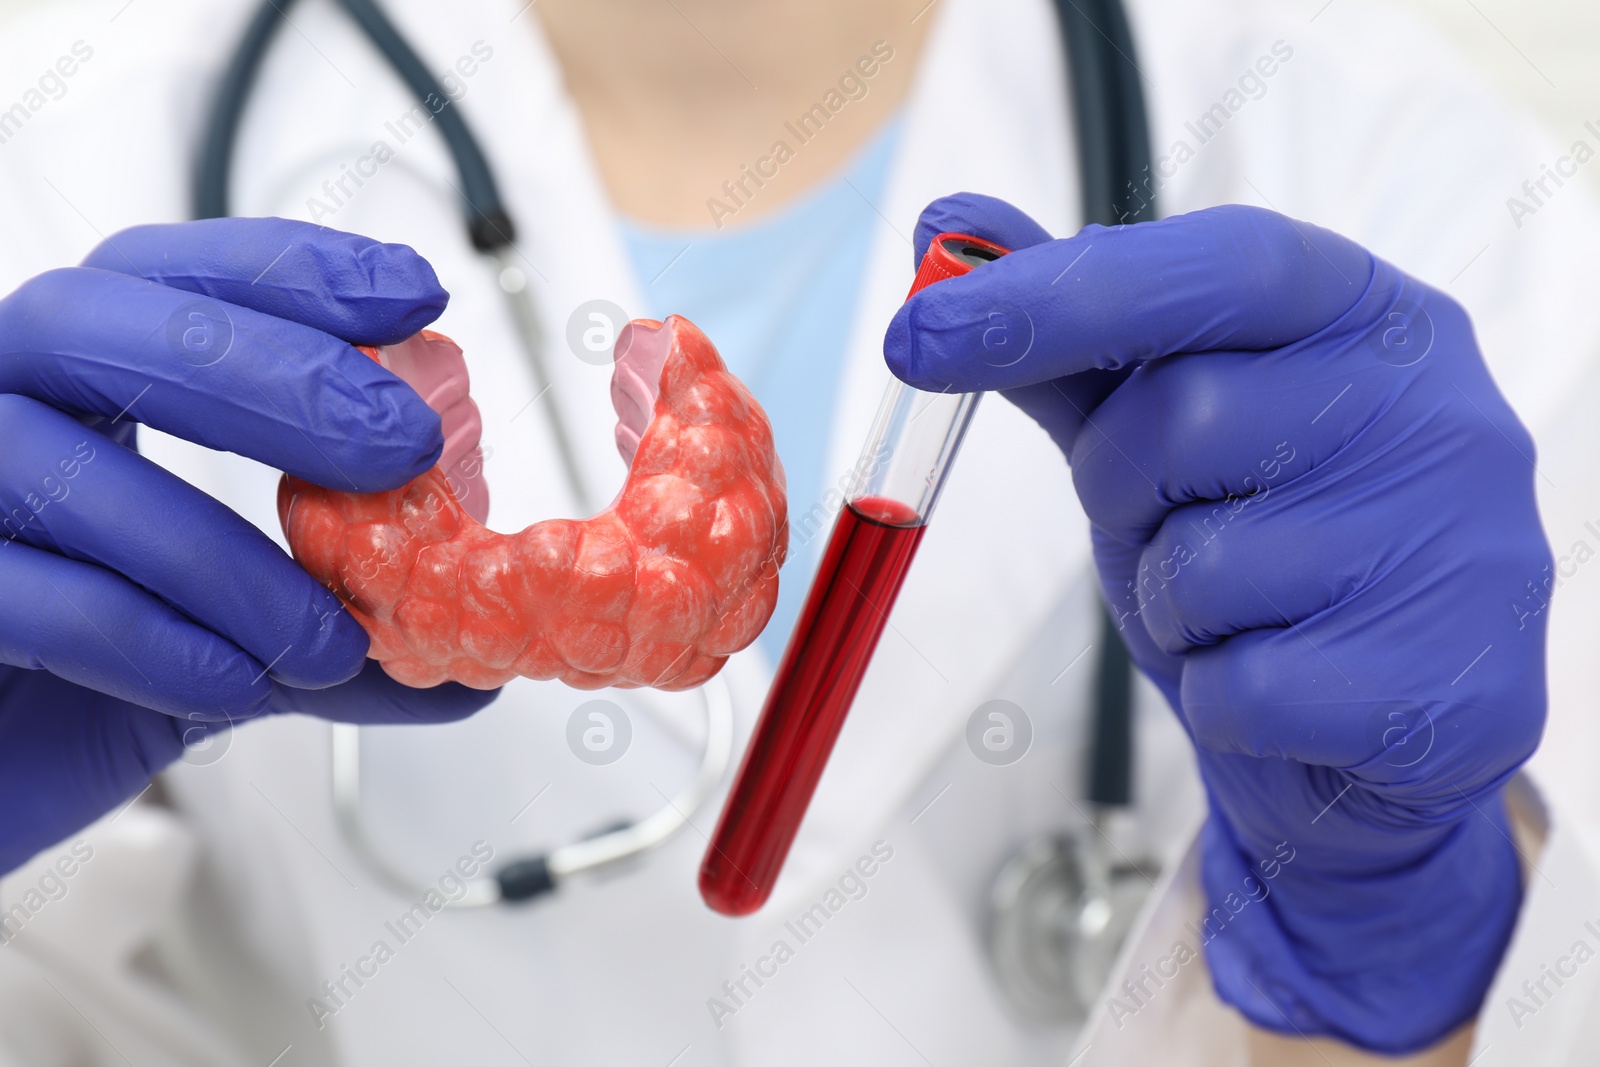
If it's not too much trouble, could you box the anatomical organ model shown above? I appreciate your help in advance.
[279,317,788,692]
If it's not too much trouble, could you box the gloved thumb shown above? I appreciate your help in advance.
[889,194,1057,391]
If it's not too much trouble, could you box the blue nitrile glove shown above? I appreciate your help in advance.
[0,218,499,874]
[885,194,1549,1054]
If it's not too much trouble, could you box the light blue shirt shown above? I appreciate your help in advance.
[619,117,905,662]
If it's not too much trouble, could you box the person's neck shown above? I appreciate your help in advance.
[535,0,932,229]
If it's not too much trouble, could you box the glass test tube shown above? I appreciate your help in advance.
[698,233,1011,916]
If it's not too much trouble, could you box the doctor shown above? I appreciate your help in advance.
[0,0,1599,1065]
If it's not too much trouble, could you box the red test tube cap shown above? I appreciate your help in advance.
[905,232,1010,299]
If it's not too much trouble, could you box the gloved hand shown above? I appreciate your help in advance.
[0,217,499,874]
[885,194,1549,1054]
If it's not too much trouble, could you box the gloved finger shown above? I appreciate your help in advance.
[81,217,448,345]
[0,394,367,690]
[910,191,1055,266]
[1093,526,1186,709]
[271,658,499,724]
[1160,470,1547,779]
[1130,441,1538,657]
[0,541,276,720]
[0,267,442,491]
[885,203,1374,392]
[1070,268,1479,542]
[1180,614,1544,801]
[1070,349,1347,542]
[0,669,191,876]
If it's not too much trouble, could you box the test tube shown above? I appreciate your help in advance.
[698,233,1010,916]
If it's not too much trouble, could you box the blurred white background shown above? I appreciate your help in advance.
[1390,0,1600,188]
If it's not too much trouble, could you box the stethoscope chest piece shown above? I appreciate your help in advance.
[986,832,1155,1024]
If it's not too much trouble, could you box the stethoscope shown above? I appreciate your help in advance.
[196,0,1153,1025]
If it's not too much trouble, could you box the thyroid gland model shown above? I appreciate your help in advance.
[279,317,787,692]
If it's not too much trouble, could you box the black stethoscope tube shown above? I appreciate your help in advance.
[1055,0,1152,810]
[194,0,516,252]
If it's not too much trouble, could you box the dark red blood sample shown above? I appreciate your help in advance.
[697,232,1009,916]
[699,495,926,915]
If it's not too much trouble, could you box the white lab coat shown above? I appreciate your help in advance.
[0,0,1598,1063]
